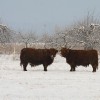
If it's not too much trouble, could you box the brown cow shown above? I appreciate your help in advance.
[20,48,58,71]
[60,48,98,72]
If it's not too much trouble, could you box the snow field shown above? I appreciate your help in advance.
[0,54,100,100]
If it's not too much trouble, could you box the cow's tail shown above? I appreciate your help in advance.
[96,61,98,70]
[95,57,98,70]
[20,50,23,67]
[20,61,22,67]
[97,54,99,70]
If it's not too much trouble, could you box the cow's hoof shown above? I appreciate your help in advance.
[92,70,96,72]
[23,69,27,71]
[44,70,47,71]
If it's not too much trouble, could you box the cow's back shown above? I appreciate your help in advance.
[20,48,58,71]
[61,48,98,67]
[20,48,58,64]
[20,48,48,63]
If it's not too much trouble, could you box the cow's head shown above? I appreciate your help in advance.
[49,48,58,58]
[60,48,70,57]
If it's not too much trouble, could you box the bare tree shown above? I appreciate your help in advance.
[18,32,36,48]
[40,33,50,48]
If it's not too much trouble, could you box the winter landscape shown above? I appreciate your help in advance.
[0,54,100,100]
[0,1,100,100]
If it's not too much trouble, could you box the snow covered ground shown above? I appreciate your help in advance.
[0,54,100,100]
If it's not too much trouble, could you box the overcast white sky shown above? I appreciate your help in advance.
[0,0,100,34]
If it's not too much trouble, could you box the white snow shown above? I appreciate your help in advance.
[0,54,100,100]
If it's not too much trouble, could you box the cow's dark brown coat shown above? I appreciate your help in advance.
[20,48,58,71]
[61,48,98,72]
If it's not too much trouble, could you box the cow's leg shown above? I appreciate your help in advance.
[43,64,48,71]
[23,63,28,71]
[73,66,76,71]
[92,66,96,72]
[70,66,75,71]
[70,63,76,72]
[70,66,73,71]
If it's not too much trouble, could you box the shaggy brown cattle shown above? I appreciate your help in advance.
[20,48,58,71]
[61,48,98,72]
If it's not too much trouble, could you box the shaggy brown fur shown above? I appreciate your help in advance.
[20,48,58,71]
[61,48,98,72]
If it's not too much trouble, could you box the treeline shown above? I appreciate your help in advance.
[0,13,100,54]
